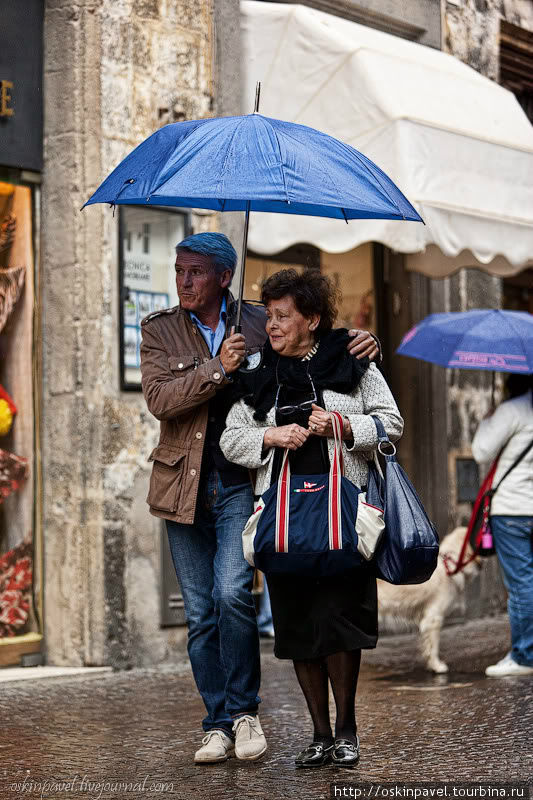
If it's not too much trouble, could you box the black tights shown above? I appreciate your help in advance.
[293,650,361,746]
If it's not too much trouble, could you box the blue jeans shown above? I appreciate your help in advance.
[256,577,274,636]
[491,516,533,667]
[166,471,260,734]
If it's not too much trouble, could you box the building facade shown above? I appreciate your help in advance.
[0,0,244,668]
[1,0,531,668]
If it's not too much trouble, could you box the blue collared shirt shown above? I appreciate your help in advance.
[189,296,227,357]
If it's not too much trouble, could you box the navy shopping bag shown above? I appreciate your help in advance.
[366,416,439,584]
[241,412,386,577]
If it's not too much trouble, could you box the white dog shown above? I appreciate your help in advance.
[377,526,481,673]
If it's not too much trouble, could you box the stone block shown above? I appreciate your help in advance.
[131,73,159,142]
[101,17,133,64]
[44,7,81,74]
[126,554,168,664]
[465,269,501,310]
[133,0,161,19]
[42,273,77,396]
[151,29,200,90]
[101,62,133,141]
[101,136,133,176]
[43,62,80,138]
[131,20,153,67]
[41,188,80,269]
[104,526,132,668]
[165,0,208,32]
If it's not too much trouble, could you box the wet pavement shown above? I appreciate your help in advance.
[1,614,532,800]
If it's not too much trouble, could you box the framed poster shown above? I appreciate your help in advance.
[119,206,190,390]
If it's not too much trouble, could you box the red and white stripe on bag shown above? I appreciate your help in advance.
[274,410,346,554]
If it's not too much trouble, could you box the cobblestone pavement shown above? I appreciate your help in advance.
[1,614,532,800]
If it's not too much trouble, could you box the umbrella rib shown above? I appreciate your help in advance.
[258,116,291,204]
[339,140,405,219]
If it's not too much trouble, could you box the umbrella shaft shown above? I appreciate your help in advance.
[235,201,251,331]
[236,82,260,331]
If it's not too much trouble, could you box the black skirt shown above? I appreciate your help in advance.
[267,568,377,660]
[266,397,378,661]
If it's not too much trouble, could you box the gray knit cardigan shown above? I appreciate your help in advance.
[220,363,404,495]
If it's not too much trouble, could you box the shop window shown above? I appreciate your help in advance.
[245,243,375,334]
[119,207,190,390]
[321,244,376,334]
[0,181,41,663]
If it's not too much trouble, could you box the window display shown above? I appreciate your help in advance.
[0,181,38,651]
[119,207,188,389]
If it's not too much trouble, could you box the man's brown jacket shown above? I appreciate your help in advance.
[140,293,266,524]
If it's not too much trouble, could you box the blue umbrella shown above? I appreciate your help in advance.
[83,114,422,222]
[397,309,533,393]
[84,85,422,326]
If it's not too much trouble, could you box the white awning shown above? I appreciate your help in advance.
[242,2,533,275]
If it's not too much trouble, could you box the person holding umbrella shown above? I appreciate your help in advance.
[85,85,422,762]
[472,373,533,678]
[140,232,379,764]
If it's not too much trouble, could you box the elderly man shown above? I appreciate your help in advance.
[140,232,378,765]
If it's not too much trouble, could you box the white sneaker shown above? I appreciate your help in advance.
[485,656,533,677]
[194,730,235,764]
[232,715,267,761]
[492,651,513,666]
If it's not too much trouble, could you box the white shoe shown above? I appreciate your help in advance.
[232,715,267,761]
[485,656,533,677]
[492,651,513,667]
[194,730,235,764]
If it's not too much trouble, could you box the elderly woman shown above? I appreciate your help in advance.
[220,269,403,769]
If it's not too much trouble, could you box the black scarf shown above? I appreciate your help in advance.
[237,328,369,421]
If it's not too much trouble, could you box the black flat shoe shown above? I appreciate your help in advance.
[331,736,360,768]
[295,742,334,768]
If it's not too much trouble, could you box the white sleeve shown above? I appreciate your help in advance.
[220,399,273,469]
[345,363,404,452]
[472,401,518,465]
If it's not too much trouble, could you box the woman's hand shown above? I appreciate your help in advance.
[308,404,352,440]
[308,404,333,437]
[263,424,310,450]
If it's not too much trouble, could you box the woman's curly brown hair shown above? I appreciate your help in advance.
[261,268,340,335]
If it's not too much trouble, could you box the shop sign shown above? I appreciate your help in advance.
[0,80,14,117]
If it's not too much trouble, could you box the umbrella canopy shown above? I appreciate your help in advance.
[397,309,533,373]
[83,113,422,222]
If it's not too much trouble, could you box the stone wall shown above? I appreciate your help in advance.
[442,0,533,532]
[438,0,533,614]
[445,0,533,78]
[42,0,234,667]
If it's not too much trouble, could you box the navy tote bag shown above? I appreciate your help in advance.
[241,412,386,577]
[366,416,439,584]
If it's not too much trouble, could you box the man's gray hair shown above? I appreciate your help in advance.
[175,232,238,278]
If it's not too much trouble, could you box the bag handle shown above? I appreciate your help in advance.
[274,411,345,554]
[371,415,397,458]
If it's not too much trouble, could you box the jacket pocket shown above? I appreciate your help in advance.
[147,445,186,513]
[168,355,199,373]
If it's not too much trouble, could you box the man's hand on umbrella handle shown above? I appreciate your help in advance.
[347,329,379,361]
[220,327,246,374]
